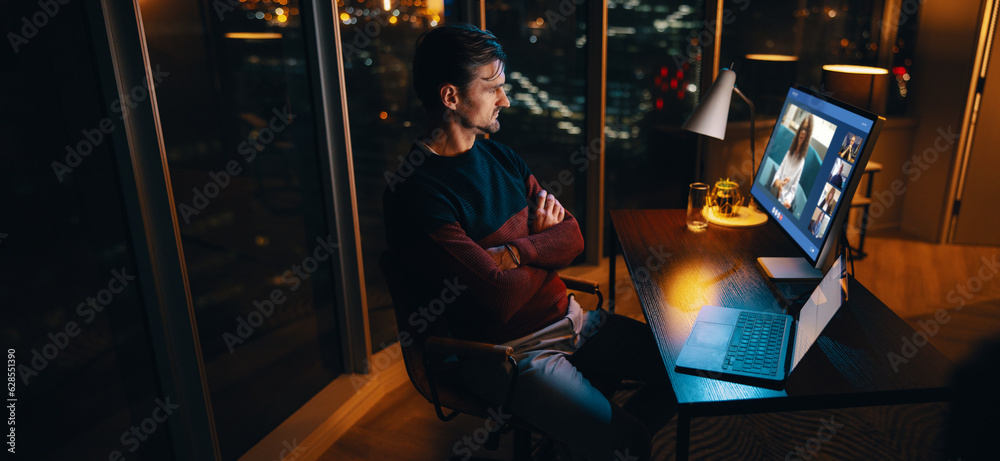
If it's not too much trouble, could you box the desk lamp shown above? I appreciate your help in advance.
[682,68,768,227]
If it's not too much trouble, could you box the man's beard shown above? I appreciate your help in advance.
[479,119,501,134]
[456,108,501,134]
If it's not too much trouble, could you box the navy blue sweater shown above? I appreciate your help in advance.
[384,139,584,343]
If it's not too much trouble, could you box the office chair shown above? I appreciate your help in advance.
[379,249,604,461]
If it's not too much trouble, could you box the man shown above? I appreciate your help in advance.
[383,24,672,460]
[840,134,859,163]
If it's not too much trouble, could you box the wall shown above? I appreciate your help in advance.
[899,0,983,241]
[952,14,1000,245]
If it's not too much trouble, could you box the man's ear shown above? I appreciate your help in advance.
[440,84,460,111]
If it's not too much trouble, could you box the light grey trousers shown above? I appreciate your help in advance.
[457,298,670,461]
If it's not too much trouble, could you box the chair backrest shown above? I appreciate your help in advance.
[379,249,494,418]
[378,249,440,403]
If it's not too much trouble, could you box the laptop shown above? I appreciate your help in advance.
[675,254,847,385]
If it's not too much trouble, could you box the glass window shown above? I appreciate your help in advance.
[138,0,343,458]
[720,1,917,116]
[885,3,920,115]
[485,0,588,222]
[605,1,704,216]
[337,0,455,353]
[721,1,880,83]
[2,2,170,459]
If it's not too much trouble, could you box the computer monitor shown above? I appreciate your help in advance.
[750,85,885,280]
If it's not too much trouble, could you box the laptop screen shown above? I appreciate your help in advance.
[791,253,848,370]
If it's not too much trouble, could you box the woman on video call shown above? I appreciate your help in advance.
[770,114,814,210]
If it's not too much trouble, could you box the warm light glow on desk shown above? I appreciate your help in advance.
[663,261,722,312]
[224,32,283,40]
[821,64,889,75]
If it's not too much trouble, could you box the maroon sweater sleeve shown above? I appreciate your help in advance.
[427,222,556,324]
[507,175,585,268]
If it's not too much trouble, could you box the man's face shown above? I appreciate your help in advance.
[454,60,510,134]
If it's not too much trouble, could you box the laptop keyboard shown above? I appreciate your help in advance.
[722,311,784,376]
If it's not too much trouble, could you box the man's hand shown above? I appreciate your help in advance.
[486,245,520,270]
[530,190,565,234]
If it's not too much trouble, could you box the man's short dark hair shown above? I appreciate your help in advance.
[412,24,507,113]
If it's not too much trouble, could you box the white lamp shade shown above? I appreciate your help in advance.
[682,68,737,140]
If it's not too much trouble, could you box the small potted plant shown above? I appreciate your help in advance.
[709,178,744,218]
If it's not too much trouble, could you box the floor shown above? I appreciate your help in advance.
[321,231,1000,460]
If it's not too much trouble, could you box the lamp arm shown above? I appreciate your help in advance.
[733,86,758,211]
[732,86,756,179]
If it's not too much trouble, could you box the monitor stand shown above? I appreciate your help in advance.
[757,257,822,281]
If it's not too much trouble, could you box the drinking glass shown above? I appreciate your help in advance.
[687,182,709,230]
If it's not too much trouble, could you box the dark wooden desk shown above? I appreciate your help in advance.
[609,209,952,460]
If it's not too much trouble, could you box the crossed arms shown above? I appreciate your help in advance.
[422,176,584,323]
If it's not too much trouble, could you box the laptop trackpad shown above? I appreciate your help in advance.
[687,322,733,350]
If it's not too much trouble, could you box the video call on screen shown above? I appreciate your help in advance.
[753,88,874,257]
